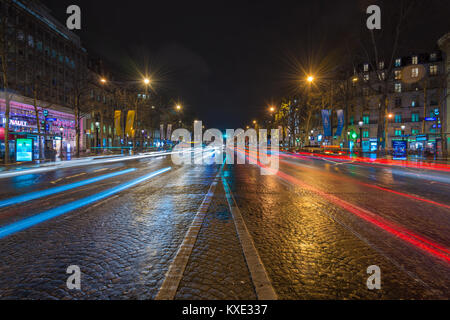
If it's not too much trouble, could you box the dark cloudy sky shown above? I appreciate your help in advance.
[41,0,450,129]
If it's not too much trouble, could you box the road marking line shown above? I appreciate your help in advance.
[222,175,278,300]
[155,166,224,300]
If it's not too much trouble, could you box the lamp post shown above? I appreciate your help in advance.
[59,126,64,160]
[359,121,364,150]
[95,121,100,153]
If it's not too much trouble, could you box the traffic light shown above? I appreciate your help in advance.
[43,110,49,117]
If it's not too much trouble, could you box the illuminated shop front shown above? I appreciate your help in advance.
[0,99,84,161]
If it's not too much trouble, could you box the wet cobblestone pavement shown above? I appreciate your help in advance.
[0,151,449,300]
[175,181,257,300]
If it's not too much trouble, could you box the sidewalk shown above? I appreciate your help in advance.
[0,148,169,173]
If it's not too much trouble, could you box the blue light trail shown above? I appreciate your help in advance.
[0,168,136,209]
[0,167,172,240]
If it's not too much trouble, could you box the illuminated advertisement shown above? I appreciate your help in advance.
[16,138,33,162]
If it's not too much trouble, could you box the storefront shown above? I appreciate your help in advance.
[0,99,83,161]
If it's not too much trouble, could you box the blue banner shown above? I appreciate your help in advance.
[321,110,331,137]
[335,109,344,137]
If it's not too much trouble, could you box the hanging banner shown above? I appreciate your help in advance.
[125,111,135,137]
[166,124,173,142]
[335,109,345,137]
[114,110,122,136]
[321,110,332,137]
[160,124,165,141]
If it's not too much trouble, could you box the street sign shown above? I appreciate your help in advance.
[425,117,436,121]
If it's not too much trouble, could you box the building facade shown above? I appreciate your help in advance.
[1,0,87,160]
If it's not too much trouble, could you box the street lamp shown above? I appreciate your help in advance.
[307,76,315,83]
[143,78,151,85]
[95,121,100,152]
[59,126,64,160]
[100,78,107,84]
[359,121,364,150]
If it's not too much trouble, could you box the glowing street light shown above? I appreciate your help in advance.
[307,76,315,83]
[176,105,182,111]
[100,78,107,84]
[143,78,151,85]
[269,106,276,113]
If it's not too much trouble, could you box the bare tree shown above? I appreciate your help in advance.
[357,0,418,154]
[0,0,12,164]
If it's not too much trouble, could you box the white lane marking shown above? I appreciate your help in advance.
[155,166,224,300]
[222,175,278,300]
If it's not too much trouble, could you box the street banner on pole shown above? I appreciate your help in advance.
[160,124,165,141]
[125,111,135,137]
[114,110,122,136]
[335,109,345,137]
[167,124,173,142]
[321,110,332,137]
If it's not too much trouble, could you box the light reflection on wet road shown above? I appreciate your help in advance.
[0,150,448,299]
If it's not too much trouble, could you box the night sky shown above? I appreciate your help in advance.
[41,0,450,129]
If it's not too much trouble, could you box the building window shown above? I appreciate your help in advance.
[394,70,402,80]
[363,115,370,125]
[395,58,401,67]
[411,113,420,122]
[395,129,402,136]
[395,114,402,123]
[364,74,370,81]
[395,97,402,108]
[412,129,420,135]
[411,67,419,78]
[364,64,369,72]
[430,53,437,61]
[395,83,402,93]
[350,116,354,126]
[363,130,370,138]
[412,56,418,65]
[430,65,438,76]
[379,61,385,70]
[379,72,386,80]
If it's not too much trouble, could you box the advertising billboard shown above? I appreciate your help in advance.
[16,138,33,162]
